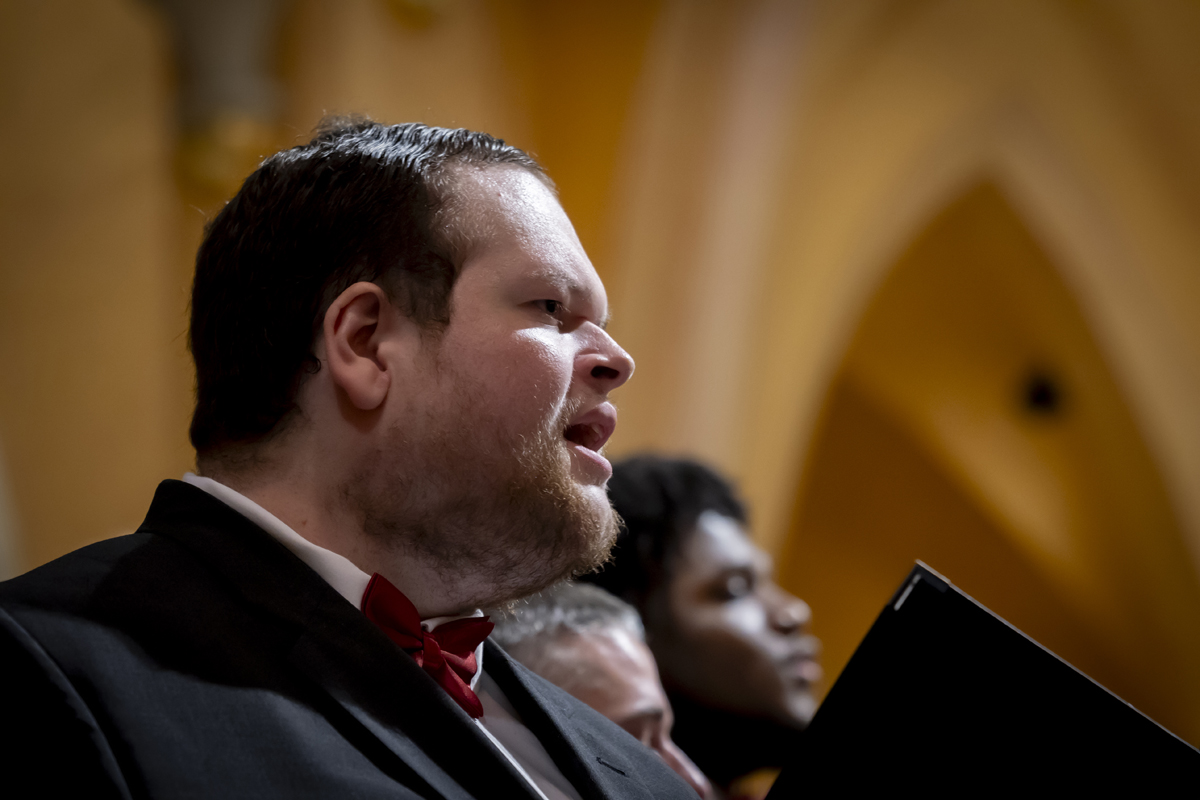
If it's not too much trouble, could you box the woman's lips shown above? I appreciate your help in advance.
[782,653,823,685]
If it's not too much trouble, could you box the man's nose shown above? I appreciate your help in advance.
[658,738,712,798]
[576,331,635,395]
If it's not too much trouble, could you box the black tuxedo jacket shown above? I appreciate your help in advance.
[0,480,695,799]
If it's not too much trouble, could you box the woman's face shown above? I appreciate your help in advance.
[648,511,822,727]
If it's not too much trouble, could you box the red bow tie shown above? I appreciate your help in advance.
[360,573,495,718]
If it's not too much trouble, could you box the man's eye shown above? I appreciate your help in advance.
[537,300,562,315]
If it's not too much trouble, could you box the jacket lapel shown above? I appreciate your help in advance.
[483,641,659,800]
[142,480,542,800]
[287,600,542,800]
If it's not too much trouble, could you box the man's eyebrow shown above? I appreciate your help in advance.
[558,277,612,329]
[529,269,579,299]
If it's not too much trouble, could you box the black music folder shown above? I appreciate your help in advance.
[767,562,1199,796]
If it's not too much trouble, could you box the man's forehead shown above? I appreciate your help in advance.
[449,165,610,324]
[447,164,564,241]
[575,629,667,705]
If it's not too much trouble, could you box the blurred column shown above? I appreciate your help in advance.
[157,0,289,198]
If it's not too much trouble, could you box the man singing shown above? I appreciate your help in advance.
[0,120,697,799]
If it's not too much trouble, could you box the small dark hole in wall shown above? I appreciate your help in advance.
[1022,370,1064,417]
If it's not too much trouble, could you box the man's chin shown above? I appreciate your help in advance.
[569,498,620,577]
[479,507,617,608]
[574,481,612,510]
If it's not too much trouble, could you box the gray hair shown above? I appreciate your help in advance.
[489,582,644,651]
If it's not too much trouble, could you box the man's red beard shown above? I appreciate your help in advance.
[345,389,618,609]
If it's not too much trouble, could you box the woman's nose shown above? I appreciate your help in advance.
[769,589,811,635]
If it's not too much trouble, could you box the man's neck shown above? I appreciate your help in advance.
[201,468,480,618]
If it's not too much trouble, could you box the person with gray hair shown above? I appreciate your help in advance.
[492,583,713,798]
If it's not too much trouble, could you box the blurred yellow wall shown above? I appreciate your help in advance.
[784,181,1200,742]
[0,0,179,571]
[2,0,1199,744]
[603,0,1200,743]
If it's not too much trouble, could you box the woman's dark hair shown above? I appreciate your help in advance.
[188,118,545,459]
[581,455,747,610]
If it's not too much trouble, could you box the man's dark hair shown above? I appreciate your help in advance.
[189,118,546,460]
[581,455,747,609]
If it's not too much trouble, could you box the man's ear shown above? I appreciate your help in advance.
[322,281,409,411]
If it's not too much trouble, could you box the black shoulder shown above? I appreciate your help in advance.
[0,533,156,611]
[0,606,132,797]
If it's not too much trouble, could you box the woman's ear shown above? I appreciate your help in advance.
[322,281,401,411]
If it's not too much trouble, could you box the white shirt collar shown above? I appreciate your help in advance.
[182,473,485,676]
[184,472,371,607]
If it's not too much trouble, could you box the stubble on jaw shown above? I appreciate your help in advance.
[341,373,618,610]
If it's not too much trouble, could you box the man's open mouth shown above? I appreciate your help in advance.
[562,404,617,454]
[564,423,606,451]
